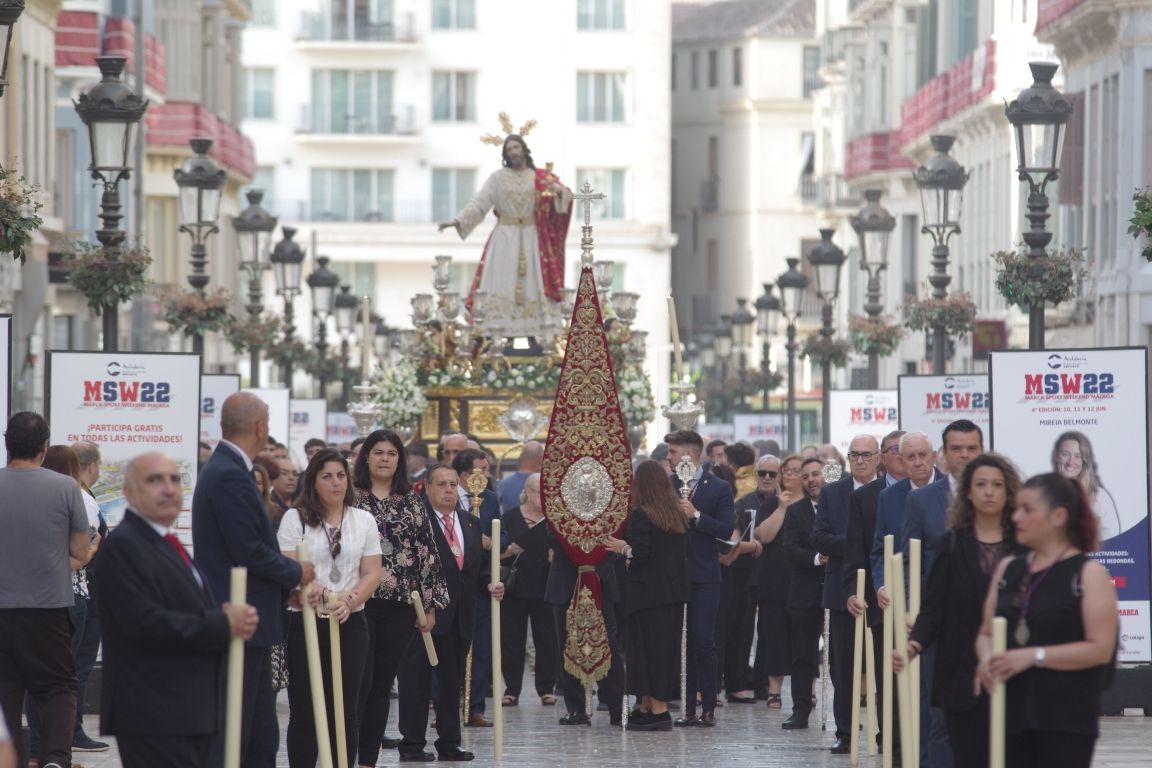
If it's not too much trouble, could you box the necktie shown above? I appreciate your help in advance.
[442,514,464,570]
[164,533,193,569]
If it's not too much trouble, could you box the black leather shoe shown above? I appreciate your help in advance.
[726,693,756,704]
[674,714,698,727]
[754,686,769,700]
[781,712,810,730]
[382,736,402,749]
[830,737,851,754]
[558,711,591,726]
[697,712,716,727]
[398,750,436,762]
[436,746,475,761]
[627,711,673,731]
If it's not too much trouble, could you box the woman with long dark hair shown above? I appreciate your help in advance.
[975,473,1117,768]
[603,460,690,731]
[894,453,1021,767]
[351,430,448,768]
[277,449,382,767]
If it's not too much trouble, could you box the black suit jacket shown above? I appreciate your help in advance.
[94,511,231,737]
[425,500,485,640]
[843,476,885,626]
[624,507,689,615]
[543,533,620,606]
[675,468,736,585]
[780,496,825,610]
[192,444,301,647]
[811,475,855,610]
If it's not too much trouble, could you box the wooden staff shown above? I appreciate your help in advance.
[882,535,893,768]
[674,455,694,713]
[410,591,439,666]
[890,553,915,768]
[990,617,1007,768]
[909,538,921,760]
[224,567,247,768]
[296,543,333,768]
[864,609,878,756]
[327,592,347,768]
[491,519,503,760]
[820,608,829,731]
[463,647,473,722]
[850,569,865,767]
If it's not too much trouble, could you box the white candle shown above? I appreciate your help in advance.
[667,294,684,383]
[360,297,371,382]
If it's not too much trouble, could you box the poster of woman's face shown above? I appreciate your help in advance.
[1049,431,1122,543]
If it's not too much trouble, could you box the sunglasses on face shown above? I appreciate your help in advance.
[756,470,779,478]
[883,445,900,454]
[328,528,342,559]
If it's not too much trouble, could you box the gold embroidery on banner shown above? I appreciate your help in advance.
[563,584,611,686]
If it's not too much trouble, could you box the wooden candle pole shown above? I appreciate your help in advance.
[990,617,1007,768]
[327,592,347,768]
[881,535,893,768]
[224,567,247,768]
[850,569,865,767]
[410,591,439,666]
[491,518,504,761]
[909,538,922,760]
[296,543,333,768]
[864,608,878,756]
[891,553,915,768]
[667,294,684,383]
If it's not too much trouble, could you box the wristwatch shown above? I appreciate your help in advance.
[1034,646,1046,668]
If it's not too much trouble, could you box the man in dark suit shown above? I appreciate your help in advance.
[398,464,504,762]
[779,457,826,730]
[665,430,735,728]
[812,435,880,752]
[95,452,259,768]
[192,393,314,768]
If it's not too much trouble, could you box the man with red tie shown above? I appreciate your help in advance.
[93,452,259,768]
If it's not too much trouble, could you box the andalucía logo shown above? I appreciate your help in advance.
[1046,353,1089,370]
[1023,372,1115,399]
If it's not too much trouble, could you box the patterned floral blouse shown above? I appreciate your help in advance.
[355,488,449,612]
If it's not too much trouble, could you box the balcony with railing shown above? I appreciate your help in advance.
[296,104,418,141]
[280,199,447,224]
[298,9,417,45]
[897,39,997,148]
[821,26,864,72]
[843,132,914,181]
[1037,0,1087,31]
[817,174,861,210]
[799,174,819,204]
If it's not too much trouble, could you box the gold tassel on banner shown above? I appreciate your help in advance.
[563,581,611,687]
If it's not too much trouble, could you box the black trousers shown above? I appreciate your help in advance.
[1005,729,1096,768]
[356,597,416,767]
[786,606,822,716]
[721,569,755,694]
[751,596,791,685]
[0,608,76,768]
[206,645,278,768]
[118,733,212,768]
[552,602,623,716]
[685,582,721,716]
[867,617,900,749]
[501,594,557,698]
[828,608,855,738]
[398,623,467,753]
[285,611,369,768]
[73,591,103,737]
[945,696,989,768]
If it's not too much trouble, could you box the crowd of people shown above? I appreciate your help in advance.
[0,400,1120,768]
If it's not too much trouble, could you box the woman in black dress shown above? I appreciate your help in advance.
[603,460,690,731]
[894,453,1021,768]
[976,473,1118,768]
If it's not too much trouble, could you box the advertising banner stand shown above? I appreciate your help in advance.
[289,399,327,468]
[244,387,291,450]
[828,390,899,454]
[989,347,1152,712]
[200,374,241,449]
[897,374,990,439]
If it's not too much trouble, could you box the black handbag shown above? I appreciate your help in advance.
[500,553,522,591]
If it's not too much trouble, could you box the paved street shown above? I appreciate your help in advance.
[67,689,1152,768]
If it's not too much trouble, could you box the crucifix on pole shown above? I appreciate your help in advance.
[573,181,606,267]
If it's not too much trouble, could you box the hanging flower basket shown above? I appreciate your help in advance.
[155,287,233,339]
[991,247,1086,309]
[800,333,851,368]
[848,314,905,357]
[1128,188,1152,262]
[902,292,977,338]
[0,165,44,264]
[224,313,284,354]
[374,362,428,430]
[267,336,312,370]
[65,241,152,315]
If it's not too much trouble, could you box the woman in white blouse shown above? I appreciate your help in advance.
[278,449,382,768]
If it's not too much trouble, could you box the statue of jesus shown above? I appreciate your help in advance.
[438,131,571,337]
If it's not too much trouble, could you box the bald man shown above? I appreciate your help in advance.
[192,393,314,768]
[95,453,258,768]
[498,440,543,512]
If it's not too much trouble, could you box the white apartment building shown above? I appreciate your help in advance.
[241,0,674,425]
[816,0,1084,386]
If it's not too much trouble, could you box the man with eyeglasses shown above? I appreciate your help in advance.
[747,456,791,706]
[811,435,881,752]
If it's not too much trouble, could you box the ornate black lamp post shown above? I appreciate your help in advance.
[808,229,847,443]
[307,256,339,399]
[913,136,969,372]
[333,284,360,400]
[850,189,896,386]
[730,298,755,411]
[232,190,277,386]
[0,1,26,98]
[73,56,149,351]
[754,283,781,412]
[270,227,305,387]
[1005,62,1072,350]
[777,258,809,450]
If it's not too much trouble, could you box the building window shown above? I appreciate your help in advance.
[576,72,626,123]
[575,168,626,219]
[802,46,822,98]
[304,0,397,42]
[310,168,395,222]
[707,49,717,88]
[732,46,742,86]
[243,166,277,216]
[432,0,475,29]
[244,68,275,119]
[432,168,477,222]
[251,0,276,26]
[671,53,676,91]
[577,0,625,30]
[331,262,376,299]
[432,71,476,122]
[691,50,699,89]
[310,69,395,133]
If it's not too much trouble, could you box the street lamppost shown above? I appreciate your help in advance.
[808,229,847,444]
[374,315,392,370]
[333,284,360,401]
[174,138,226,355]
[754,283,781,412]
[913,135,969,372]
[714,316,734,420]
[1006,62,1072,350]
[232,189,277,387]
[850,189,896,387]
[270,226,305,388]
[73,56,149,352]
[0,1,26,98]
[777,258,808,451]
[730,298,755,411]
[306,255,339,399]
